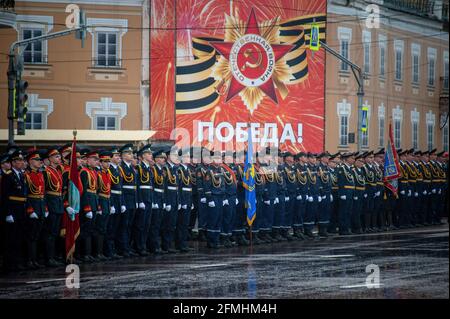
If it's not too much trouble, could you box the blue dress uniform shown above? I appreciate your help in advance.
[260,163,277,242]
[273,158,287,242]
[118,144,138,256]
[429,152,443,224]
[204,162,225,248]
[294,155,308,239]
[418,155,433,225]
[195,162,208,241]
[79,151,100,262]
[149,152,167,254]
[2,150,27,272]
[136,145,153,256]
[410,153,425,226]
[161,159,180,253]
[327,156,340,234]
[176,161,194,252]
[435,152,447,222]
[304,156,322,239]
[232,159,249,246]
[282,155,298,241]
[337,154,356,235]
[352,158,366,234]
[404,154,419,227]
[105,147,125,258]
[362,154,377,232]
[397,151,411,228]
[43,147,65,267]
[373,149,386,230]
[221,162,237,247]
[317,154,332,237]
[24,150,46,269]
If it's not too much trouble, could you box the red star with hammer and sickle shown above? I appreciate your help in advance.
[210,9,294,104]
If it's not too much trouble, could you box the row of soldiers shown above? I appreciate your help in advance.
[0,143,448,273]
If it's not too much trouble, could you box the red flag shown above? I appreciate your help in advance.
[61,133,82,262]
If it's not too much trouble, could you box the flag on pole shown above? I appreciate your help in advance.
[383,121,401,197]
[61,131,81,262]
[243,132,256,226]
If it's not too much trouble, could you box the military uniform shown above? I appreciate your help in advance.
[327,153,340,234]
[273,158,287,241]
[294,155,308,238]
[352,156,366,234]
[176,161,194,252]
[149,152,166,254]
[161,159,180,253]
[260,163,277,242]
[221,161,237,247]
[318,153,332,237]
[232,159,249,246]
[304,155,322,238]
[252,162,266,244]
[337,154,356,235]
[204,162,225,248]
[283,155,298,241]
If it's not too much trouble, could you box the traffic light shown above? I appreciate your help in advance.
[16,79,29,135]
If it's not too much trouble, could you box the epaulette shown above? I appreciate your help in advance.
[4,170,12,175]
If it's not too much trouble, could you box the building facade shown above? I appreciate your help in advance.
[0,0,152,146]
[326,0,449,153]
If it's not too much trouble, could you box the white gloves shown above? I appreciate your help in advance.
[322,195,326,200]
[97,210,102,215]
[236,198,239,205]
[423,190,427,195]
[5,215,14,223]
[182,204,188,210]
[308,196,314,202]
[45,211,49,218]
[121,205,127,213]
[136,203,139,209]
[110,206,116,214]
[296,195,302,200]
[330,195,334,202]
[375,191,381,197]
[165,205,172,212]
[178,204,182,210]
[432,189,437,194]
[223,199,229,206]
[284,196,289,202]
[340,195,347,200]
[200,198,207,204]
[400,190,406,195]
[354,196,358,200]
[208,201,216,208]
[408,190,412,197]
[66,206,75,215]
[264,200,271,205]
[317,196,322,203]
[191,204,195,210]
[364,194,368,198]
[438,189,442,195]
[152,203,159,209]
[86,211,93,219]
[29,212,39,219]
[139,202,146,209]
[414,192,419,197]
[274,198,279,204]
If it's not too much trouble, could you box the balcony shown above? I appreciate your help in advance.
[383,0,449,21]
[0,0,16,29]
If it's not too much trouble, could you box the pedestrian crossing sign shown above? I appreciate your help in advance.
[309,24,321,51]
[361,106,369,132]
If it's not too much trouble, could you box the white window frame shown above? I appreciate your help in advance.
[426,110,435,151]
[411,108,420,150]
[394,40,404,81]
[427,47,437,87]
[411,43,421,85]
[393,105,403,149]
[94,115,118,130]
[337,99,351,146]
[24,93,53,129]
[25,112,44,130]
[87,18,128,68]
[338,27,352,72]
[86,97,127,130]
[16,15,53,65]
[378,34,387,78]
[363,30,371,75]
[378,103,385,147]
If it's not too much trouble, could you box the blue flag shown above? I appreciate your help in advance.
[383,121,401,197]
[243,133,256,226]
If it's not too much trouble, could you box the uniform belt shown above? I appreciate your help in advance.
[182,187,192,192]
[87,189,97,194]
[377,182,384,185]
[139,185,153,190]
[343,186,355,189]
[400,181,408,184]
[123,185,136,190]
[167,186,178,191]
[332,187,339,190]
[9,196,26,202]
[111,190,122,195]
[99,193,110,199]
[368,183,377,186]
[355,187,365,191]
[408,180,416,183]
[46,191,62,196]
[154,188,164,193]
[423,180,431,183]
[28,194,44,199]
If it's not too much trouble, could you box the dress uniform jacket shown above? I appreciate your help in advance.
[178,164,193,209]
[137,162,153,206]
[152,164,166,209]
[119,162,138,210]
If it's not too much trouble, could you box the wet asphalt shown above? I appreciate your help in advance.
[0,222,448,299]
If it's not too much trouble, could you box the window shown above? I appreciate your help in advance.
[95,32,119,67]
[394,40,404,81]
[411,44,420,84]
[426,111,435,151]
[444,121,449,152]
[444,51,449,90]
[394,119,401,148]
[378,104,385,147]
[95,116,117,130]
[428,48,437,87]
[363,31,371,74]
[25,112,43,129]
[379,45,386,76]
[338,27,352,72]
[22,28,44,64]
[412,122,419,150]
[340,115,348,146]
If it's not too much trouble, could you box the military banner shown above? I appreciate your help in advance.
[150,0,327,152]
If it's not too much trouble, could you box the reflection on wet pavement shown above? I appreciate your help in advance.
[0,224,448,299]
